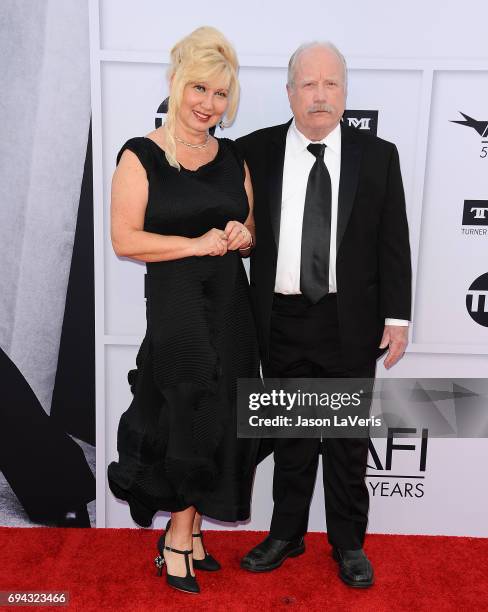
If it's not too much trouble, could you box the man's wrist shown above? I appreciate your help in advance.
[385,318,409,326]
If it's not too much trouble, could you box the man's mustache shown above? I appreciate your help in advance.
[307,104,335,114]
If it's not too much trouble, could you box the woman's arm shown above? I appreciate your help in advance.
[240,161,256,256]
[225,161,255,257]
[111,149,228,261]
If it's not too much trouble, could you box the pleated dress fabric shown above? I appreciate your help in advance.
[107,136,260,526]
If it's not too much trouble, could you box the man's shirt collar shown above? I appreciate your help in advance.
[289,118,341,156]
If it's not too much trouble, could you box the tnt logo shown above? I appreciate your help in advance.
[466,273,488,327]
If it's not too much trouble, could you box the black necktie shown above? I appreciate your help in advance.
[300,143,332,304]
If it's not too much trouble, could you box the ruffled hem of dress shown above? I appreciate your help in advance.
[107,461,250,526]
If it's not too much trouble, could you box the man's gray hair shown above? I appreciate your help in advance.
[287,41,348,93]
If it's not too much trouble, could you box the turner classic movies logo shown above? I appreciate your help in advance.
[367,428,428,499]
[462,200,488,236]
[342,110,378,136]
[466,273,488,327]
[450,112,488,158]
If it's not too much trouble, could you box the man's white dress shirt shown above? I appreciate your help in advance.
[274,119,408,327]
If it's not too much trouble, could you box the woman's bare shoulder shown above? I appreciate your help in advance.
[144,127,166,149]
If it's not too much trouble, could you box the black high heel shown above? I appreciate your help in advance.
[163,519,221,572]
[192,531,221,571]
[154,525,200,594]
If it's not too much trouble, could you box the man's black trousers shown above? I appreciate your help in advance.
[263,292,376,550]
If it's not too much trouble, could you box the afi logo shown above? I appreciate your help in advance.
[450,112,488,138]
[450,112,488,158]
[367,428,427,498]
[368,428,428,473]
[347,117,372,130]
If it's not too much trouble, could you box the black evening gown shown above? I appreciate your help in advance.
[107,136,260,526]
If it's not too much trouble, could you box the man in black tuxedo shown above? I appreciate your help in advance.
[237,42,411,587]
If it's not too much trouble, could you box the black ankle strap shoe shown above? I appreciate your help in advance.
[154,522,200,594]
[192,531,221,571]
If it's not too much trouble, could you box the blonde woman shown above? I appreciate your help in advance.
[107,27,259,594]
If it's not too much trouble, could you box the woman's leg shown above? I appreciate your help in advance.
[192,511,206,560]
[165,506,197,576]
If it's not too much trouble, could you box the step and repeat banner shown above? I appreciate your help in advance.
[1,0,487,536]
[93,0,488,536]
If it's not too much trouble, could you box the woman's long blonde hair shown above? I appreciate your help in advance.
[164,26,239,170]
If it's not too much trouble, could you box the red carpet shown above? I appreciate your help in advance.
[1,527,487,611]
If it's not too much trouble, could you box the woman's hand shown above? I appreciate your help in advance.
[193,228,229,257]
[224,220,253,251]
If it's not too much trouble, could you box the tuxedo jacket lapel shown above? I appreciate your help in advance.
[337,124,362,252]
[268,121,291,249]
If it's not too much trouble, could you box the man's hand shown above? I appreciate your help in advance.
[379,325,408,369]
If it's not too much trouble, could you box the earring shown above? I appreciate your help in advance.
[219,120,225,130]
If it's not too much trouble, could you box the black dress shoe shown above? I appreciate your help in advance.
[241,536,305,572]
[332,548,374,588]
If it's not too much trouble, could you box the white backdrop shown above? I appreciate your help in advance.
[0,0,91,415]
[89,0,488,536]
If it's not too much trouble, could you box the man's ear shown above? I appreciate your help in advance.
[286,83,293,103]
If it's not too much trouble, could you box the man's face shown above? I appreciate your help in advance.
[287,46,346,140]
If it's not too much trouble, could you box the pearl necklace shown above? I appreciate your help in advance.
[174,132,210,149]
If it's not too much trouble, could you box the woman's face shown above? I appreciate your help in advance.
[176,77,230,134]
